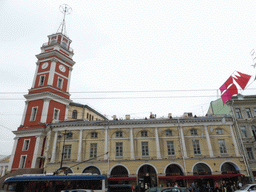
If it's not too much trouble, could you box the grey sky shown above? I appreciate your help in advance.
[0,1,256,155]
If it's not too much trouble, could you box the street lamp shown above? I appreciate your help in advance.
[58,130,72,169]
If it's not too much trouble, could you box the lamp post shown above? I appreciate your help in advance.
[58,130,72,169]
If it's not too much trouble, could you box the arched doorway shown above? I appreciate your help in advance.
[221,162,239,174]
[109,165,129,184]
[138,164,157,192]
[82,166,101,175]
[56,166,73,175]
[165,164,184,187]
[193,163,212,191]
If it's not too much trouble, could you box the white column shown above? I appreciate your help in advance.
[204,126,214,157]
[230,125,240,156]
[130,128,135,160]
[65,105,69,120]
[155,127,162,159]
[31,62,40,88]
[20,101,28,126]
[104,128,108,160]
[48,58,57,86]
[50,131,58,163]
[7,138,19,171]
[179,127,188,158]
[67,68,72,92]
[102,179,105,192]
[31,136,42,168]
[40,99,50,123]
[43,130,52,169]
[1,166,6,177]
[77,130,83,162]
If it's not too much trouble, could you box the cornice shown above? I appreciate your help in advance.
[13,128,46,138]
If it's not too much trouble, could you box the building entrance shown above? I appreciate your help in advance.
[138,165,157,192]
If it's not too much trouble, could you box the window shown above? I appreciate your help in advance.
[166,130,172,136]
[240,126,247,138]
[167,141,175,156]
[247,148,254,160]
[252,126,256,140]
[116,131,123,138]
[218,139,227,154]
[116,142,123,157]
[192,140,201,155]
[246,108,252,118]
[141,131,148,137]
[57,78,63,89]
[90,143,97,158]
[254,108,256,117]
[190,129,198,135]
[63,145,71,160]
[65,132,73,139]
[216,129,223,135]
[142,142,149,156]
[22,139,30,151]
[19,155,26,168]
[91,132,98,138]
[30,107,38,121]
[72,110,77,119]
[39,75,45,86]
[235,108,242,119]
[53,109,60,120]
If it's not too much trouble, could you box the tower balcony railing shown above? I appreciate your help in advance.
[42,41,73,53]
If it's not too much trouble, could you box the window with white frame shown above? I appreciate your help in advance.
[90,143,97,158]
[235,108,242,119]
[141,131,148,137]
[240,126,247,138]
[53,109,60,120]
[218,139,227,154]
[22,139,30,151]
[116,142,123,157]
[190,129,198,135]
[63,145,71,160]
[192,140,201,155]
[57,77,63,89]
[215,129,223,135]
[167,141,175,156]
[19,155,26,168]
[142,142,149,156]
[246,108,252,118]
[39,75,45,86]
[166,130,172,136]
[91,132,98,138]
[247,148,254,160]
[116,131,123,138]
[30,107,38,121]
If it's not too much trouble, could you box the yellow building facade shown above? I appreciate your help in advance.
[42,115,248,189]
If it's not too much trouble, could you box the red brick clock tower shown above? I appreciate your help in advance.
[8,5,75,172]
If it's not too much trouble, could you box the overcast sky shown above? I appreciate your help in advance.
[1,1,256,155]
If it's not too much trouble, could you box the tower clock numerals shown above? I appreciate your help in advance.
[41,62,48,69]
[59,64,66,72]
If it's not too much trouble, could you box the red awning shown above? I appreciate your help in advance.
[108,177,137,181]
[159,174,243,180]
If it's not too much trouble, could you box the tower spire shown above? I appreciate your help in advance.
[57,4,72,35]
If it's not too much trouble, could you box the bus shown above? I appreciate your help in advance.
[2,174,106,192]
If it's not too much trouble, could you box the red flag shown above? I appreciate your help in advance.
[234,72,251,89]
[228,84,238,96]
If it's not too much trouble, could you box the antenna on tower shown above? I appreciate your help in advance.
[57,4,72,35]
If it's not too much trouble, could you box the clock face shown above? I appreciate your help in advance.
[59,64,66,72]
[41,62,48,69]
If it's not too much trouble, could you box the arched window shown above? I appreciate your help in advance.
[166,164,183,176]
[221,163,239,174]
[193,163,211,175]
[82,166,101,175]
[56,167,73,175]
[72,110,77,119]
[110,166,128,177]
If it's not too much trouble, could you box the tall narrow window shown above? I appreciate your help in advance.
[235,108,242,119]
[240,126,247,138]
[39,75,45,86]
[19,155,26,168]
[57,78,63,89]
[167,141,175,156]
[192,140,201,155]
[116,142,123,157]
[72,110,77,119]
[90,143,97,158]
[246,108,252,118]
[247,148,254,160]
[254,108,256,117]
[252,126,256,140]
[22,139,30,151]
[63,145,71,160]
[53,109,60,120]
[30,107,38,121]
[142,142,149,156]
[218,139,227,154]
